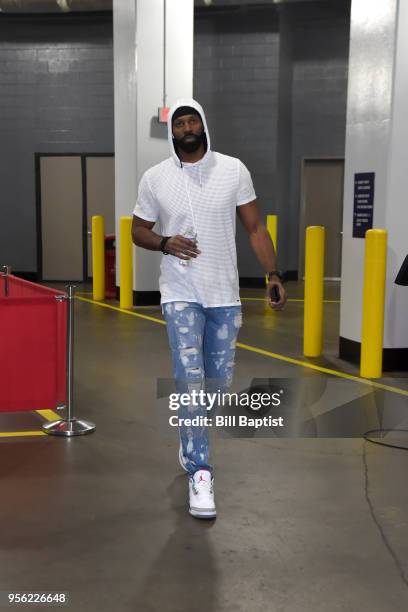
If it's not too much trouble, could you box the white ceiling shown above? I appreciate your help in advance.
[0,0,112,12]
[0,0,343,13]
[0,0,341,13]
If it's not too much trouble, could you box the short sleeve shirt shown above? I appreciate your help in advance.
[133,151,256,307]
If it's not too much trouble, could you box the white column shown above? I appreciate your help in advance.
[340,0,408,366]
[113,0,194,301]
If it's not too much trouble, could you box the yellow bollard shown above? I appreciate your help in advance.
[303,226,325,357]
[120,216,133,309]
[360,229,387,378]
[92,215,105,301]
[265,214,278,285]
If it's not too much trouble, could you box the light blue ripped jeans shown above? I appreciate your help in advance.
[162,302,242,476]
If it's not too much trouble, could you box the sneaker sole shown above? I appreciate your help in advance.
[189,508,217,519]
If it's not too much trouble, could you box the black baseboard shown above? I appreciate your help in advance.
[112,271,300,304]
[115,287,161,306]
[239,277,266,288]
[339,336,408,372]
[134,290,161,306]
[8,271,38,282]
[239,270,298,288]
[11,272,85,284]
[10,271,300,291]
[283,270,298,282]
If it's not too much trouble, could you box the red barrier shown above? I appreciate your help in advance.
[0,275,67,412]
[105,234,116,298]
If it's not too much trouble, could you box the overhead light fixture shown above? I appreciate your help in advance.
[56,0,70,11]
[203,0,213,6]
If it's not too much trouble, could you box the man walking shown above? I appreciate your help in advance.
[132,98,286,519]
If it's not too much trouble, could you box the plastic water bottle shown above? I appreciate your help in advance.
[179,226,197,266]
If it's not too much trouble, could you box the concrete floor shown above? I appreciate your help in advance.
[1,281,408,611]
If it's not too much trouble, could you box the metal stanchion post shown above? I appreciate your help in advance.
[1,265,11,297]
[43,285,96,436]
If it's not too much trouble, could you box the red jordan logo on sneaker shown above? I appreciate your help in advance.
[198,473,207,483]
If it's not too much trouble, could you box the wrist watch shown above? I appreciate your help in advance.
[267,270,284,282]
[160,236,171,255]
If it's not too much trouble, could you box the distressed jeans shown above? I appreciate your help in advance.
[162,301,242,476]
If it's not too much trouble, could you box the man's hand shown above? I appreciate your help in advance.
[166,235,201,261]
[266,278,287,310]
[237,201,287,312]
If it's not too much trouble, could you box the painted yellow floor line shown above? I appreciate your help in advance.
[241,297,340,303]
[77,296,166,325]
[0,409,62,439]
[76,292,163,309]
[78,293,339,304]
[0,430,47,438]
[36,409,61,421]
[236,342,408,397]
[78,295,408,398]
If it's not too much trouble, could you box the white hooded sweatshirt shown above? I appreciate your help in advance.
[133,98,256,308]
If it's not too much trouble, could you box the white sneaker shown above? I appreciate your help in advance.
[179,443,189,473]
[189,470,216,519]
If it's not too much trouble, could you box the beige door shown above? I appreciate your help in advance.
[299,159,344,279]
[86,156,115,278]
[40,156,83,281]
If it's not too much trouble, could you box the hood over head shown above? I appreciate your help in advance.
[167,98,211,167]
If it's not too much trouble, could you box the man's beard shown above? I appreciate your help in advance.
[173,131,205,154]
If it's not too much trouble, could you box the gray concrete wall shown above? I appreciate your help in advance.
[288,2,350,271]
[194,7,280,277]
[0,14,113,274]
[194,1,350,276]
[276,6,294,268]
[1,5,349,277]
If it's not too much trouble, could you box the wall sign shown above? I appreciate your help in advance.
[353,172,375,238]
